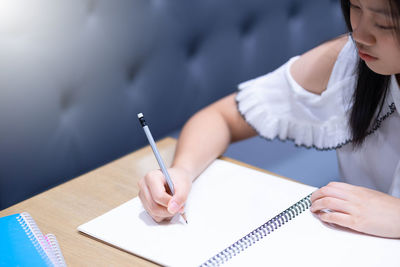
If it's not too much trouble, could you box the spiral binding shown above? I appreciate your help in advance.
[46,234,67,267]
[200,194,312,267]
[17,212,54,267]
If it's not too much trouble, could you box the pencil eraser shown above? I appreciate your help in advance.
[137,113,143,119]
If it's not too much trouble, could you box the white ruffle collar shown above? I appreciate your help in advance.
[236,59,397,151]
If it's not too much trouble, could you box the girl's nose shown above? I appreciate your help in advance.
[352,18,376,47]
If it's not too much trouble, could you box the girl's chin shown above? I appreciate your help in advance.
[364,62,394,76]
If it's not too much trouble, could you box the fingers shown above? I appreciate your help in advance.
[138,180,173,220]
[138,167,192,223]
[310,197,352,214]
[317,211,354,229]
[311,182,351,203]
[311,182,360,231]
[145,170,171,207]
[167,195,187,214]
[138,174,173,222]
[168,177,191,214]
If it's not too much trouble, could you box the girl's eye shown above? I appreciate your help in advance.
[349,2,361,9]
[375,24,395,30]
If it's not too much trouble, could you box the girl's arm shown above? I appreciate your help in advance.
[172,94,257,183]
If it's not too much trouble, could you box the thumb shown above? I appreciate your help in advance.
[166,168,192,214]
[167,193,187,214]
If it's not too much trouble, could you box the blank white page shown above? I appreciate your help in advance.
[78,159,400,267]
[226,205,400,267]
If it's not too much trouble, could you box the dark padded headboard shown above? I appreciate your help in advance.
[0,0,345,209]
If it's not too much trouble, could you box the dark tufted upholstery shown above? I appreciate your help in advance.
[0,0,345,209]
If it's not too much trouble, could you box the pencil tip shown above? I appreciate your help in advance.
[181,212,188,224]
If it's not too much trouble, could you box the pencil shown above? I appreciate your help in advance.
[137,113,188,224]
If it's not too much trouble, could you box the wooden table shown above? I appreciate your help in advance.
[0,137,284,266]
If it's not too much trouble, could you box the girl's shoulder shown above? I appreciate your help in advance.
[290,35,350,95]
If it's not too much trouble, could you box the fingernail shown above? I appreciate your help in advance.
[168,200,180,214]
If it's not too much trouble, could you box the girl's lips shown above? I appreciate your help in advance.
[358,50,378,61]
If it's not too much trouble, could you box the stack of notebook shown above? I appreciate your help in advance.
[0,212,66,267]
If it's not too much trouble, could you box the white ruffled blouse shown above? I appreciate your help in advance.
[236,36,400,197]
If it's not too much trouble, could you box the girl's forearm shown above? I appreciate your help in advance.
[172,107,231,182]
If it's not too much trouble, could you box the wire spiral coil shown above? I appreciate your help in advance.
[200,194,312,267]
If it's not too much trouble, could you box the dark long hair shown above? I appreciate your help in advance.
[340,0,399,147]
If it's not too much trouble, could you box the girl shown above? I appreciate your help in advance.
[138,0,400,238]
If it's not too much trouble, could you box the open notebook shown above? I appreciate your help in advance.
[78,159,400,266]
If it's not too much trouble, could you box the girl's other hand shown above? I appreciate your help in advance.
[311,182,400,238]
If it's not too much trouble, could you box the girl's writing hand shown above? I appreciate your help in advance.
[138,167,192,223]
[311,182,400,238]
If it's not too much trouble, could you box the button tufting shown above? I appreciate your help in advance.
[186,35,202,58]
[287,0,301,18]
[60,88,77,111]
[127,63,141,82]
[87,0,96,14]
[240,15,258,36]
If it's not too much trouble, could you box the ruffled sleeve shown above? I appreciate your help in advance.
[236,37,358,150]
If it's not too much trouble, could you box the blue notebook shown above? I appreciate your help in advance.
[0,212,66,267]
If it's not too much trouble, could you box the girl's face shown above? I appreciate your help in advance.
[350,0,400,75]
